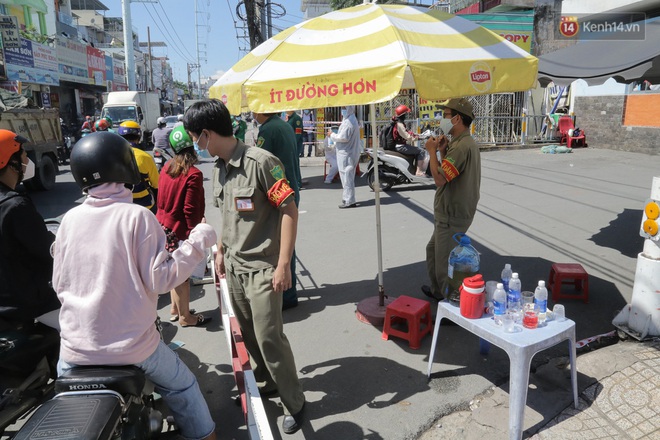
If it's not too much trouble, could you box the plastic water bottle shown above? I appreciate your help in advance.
[507,272,522,313]
[447,233,480,306]
[501,263,513,293]
[534,280,548,325]
[492,283,507,325]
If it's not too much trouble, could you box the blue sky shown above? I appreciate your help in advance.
[102,0,306,84]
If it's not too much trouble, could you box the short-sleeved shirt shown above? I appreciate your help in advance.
[256,116,302,198]
[434,131,481,225]
[213,140,295,274]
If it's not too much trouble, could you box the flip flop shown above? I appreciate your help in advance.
[169,309,195,322]
[180,314,211,328]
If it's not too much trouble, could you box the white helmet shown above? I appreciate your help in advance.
[157,117,165,125]
[177,114,184,121]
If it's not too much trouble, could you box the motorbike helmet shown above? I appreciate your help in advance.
[169,126,194,154]
[177,114,184,122]
[94,119,110,131]
[395,105,411,118]
[0,129,29,169]
[104,116,113,127]
[157,116,166,126]
[70,132,140,191]
[118,120,142,139]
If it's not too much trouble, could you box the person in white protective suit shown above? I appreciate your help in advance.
[328,106,361,209]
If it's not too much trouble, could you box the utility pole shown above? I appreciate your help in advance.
[147,26,153,91]
[195,0,201,99]
[187,63,199,99]
[121,0,136,89]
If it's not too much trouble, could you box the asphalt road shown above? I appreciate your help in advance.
[14,146,660,439]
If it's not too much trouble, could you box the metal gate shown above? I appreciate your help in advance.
[469,92,525,144]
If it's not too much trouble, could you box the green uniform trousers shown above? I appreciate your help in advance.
[226,266,305,415]
[426,217,473,299]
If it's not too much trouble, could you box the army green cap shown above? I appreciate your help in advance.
[169,126,194,154]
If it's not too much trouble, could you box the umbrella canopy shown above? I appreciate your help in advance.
[537,20,660,87]
[210,3,538,114]
[209,2,538,321]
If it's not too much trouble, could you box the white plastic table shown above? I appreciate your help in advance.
[426,301,578,440]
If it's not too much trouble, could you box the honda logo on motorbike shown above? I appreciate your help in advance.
[68,383,108,390]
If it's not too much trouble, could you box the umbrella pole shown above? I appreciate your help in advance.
[356,103,393,326]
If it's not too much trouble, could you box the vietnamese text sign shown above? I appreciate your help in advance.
[57,38,89,84]
[0,15,20,49]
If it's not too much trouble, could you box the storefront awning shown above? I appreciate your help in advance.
[537,19,660,87]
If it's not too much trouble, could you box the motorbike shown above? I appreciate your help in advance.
[58,122,73,165]
[152,146,174,172]
[363,130,437,191]
[0,323,60,436]
[12,365,165,440]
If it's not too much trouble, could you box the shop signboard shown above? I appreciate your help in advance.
[0,15,20,49]
[86,45,106,86]
[105,55,113,82]
[112,57,126,89]
[5,38,59,86]
[57,38,89,84]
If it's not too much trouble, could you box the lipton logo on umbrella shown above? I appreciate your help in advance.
[221,94,228,104]
[469,62,492,93]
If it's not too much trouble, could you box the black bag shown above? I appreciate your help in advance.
[379,123,396,151]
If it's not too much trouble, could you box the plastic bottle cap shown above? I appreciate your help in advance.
[505,264,511,269]
[496,283,503,289]
[512,273,519,278]
[538,280,546,287]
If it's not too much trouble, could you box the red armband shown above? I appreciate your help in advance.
[267,178,294,207]
[441,158,459,182]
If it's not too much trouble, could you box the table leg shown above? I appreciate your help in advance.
[568,337,578,408]
[427,312,443,378]
[508,350,533,440]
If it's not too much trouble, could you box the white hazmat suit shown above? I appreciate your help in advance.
[330,106,361,207]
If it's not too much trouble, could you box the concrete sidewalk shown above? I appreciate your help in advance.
[420,338,660,440]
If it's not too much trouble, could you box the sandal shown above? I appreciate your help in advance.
[180,313,211,328]
[169,309,195,322]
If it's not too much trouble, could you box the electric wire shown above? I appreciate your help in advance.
[157,1,197,61]
[142,3,196,63]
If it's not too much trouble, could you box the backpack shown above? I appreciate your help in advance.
[379,122,397,151]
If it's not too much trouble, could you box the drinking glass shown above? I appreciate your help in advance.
[502,312,515,333]
[521,291,534,306]
[523,303,539,329]
[553,304,566,321]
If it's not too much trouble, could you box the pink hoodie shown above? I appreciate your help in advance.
[53,183,216,365]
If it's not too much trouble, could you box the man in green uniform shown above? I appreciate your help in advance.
[184,100,306,435]
[253,112,302,310]
[232,115,248,142]
[421,98,481,301]
[286,110,304,159]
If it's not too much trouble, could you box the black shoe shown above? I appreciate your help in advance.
[258,387,279,398]
[421,285,443,302]
[282,402,305,435]
[338,202,358,209]
[282,300,299,311]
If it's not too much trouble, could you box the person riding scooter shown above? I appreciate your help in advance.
[390,105,429,176]
[118,121,159,213]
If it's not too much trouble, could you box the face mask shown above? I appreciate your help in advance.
[194,132,213,159]
[235,116,241,121]
[439,115,455,136]
[341,109,347,118]
[22,158,35,181]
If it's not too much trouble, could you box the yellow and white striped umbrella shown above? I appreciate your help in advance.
[210,2,538,114]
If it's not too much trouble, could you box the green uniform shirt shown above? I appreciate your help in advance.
[213,140,295,274]
[435,131,481,225]
[287,112,304,153]
[256,115,302,200]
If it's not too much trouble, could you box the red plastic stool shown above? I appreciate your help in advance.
[382,295,432,349]
[548,263,589,303]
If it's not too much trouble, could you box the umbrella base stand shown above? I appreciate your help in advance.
[356,296,394,327]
